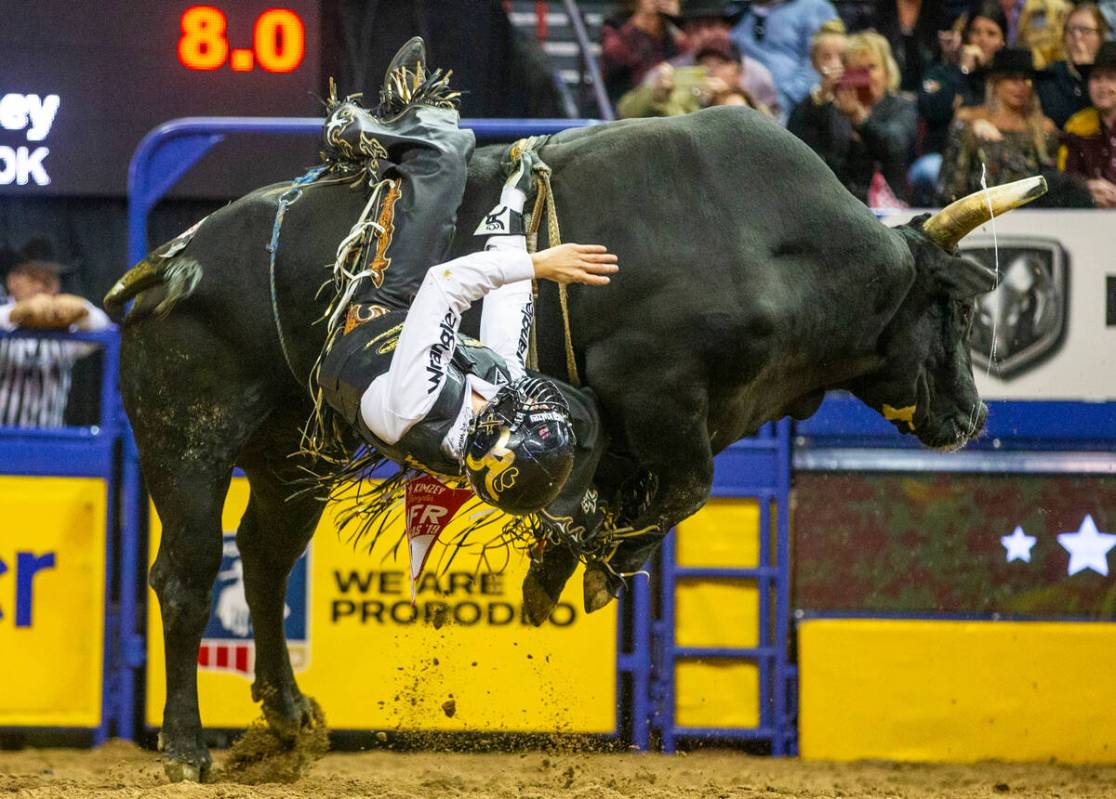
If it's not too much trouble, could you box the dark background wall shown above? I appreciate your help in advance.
[0,1,562,424]
[0,1,562,305]
[321,0,564,119]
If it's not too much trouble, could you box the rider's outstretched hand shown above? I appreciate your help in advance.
[531,243,619,286]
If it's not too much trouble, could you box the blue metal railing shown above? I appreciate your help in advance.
[127,116,602,265]
[656,419,795,754]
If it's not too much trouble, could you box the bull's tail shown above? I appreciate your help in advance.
[102,256,203,319]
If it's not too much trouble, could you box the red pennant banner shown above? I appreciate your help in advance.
[405,474,474,603]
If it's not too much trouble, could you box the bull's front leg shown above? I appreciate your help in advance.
[237,452,325,740]
[522,386,611,626]
[582,387,714,613]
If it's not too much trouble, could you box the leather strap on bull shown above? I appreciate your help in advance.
[505,137,581,388]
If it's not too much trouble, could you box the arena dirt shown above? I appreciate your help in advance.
[4,739,1116,798]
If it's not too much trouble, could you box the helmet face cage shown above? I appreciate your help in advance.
[464,377,575,514]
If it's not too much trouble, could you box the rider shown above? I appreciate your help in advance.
[317,38,617,516]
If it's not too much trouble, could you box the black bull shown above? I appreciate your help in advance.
[107,107,1039,780]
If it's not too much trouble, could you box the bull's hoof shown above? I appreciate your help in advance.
[164,758,207,783]
[521,545,579,626]
[583,564,620,614]
[216,697,328,784]
[257,686,313,742]
[158,731,212,783]
[522,570,559,627]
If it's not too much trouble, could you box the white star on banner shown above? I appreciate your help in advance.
[1057,515,1116,577]
[1001,526,1037,563]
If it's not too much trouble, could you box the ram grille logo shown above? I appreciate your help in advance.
[960,237,1069,380]
[198,535,310,678]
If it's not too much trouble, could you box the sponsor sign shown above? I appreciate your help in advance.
[794,472,1116,618]
[147,478,617,732]
[882,209,1116,399]
[800,619,1116,763]
[405,475,473,601]
[0,477,106,728]
[0,92,57,186]
[964,238,1068,379]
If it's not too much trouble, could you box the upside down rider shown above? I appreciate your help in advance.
[316,38,637,618]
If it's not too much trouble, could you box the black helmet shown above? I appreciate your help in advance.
[464,377,575,514]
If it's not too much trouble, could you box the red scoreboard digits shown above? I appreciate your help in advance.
[178,6,306,73]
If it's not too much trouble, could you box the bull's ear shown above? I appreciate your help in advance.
[936,256,998,298]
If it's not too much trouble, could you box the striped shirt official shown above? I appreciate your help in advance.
[0,299,112,429]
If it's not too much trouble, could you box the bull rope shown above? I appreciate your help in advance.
[514,137,581,388]
[267,162,350,387]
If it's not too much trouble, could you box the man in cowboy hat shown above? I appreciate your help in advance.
[1,244,111,427]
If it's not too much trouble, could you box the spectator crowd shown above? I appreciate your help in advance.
[601,0,1116,208]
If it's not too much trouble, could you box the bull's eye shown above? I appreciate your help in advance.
[960,303,974,331]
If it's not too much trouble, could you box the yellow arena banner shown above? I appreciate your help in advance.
[799,618,1116,763]
[147,478,618,733]
[0,476,107,728]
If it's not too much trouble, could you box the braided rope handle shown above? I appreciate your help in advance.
[515,137,580,387]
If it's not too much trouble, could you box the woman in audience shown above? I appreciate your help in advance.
[919,4,1009,155]
[788,30,917,204]
[912,3,1009,203]
[938,48,1059,201]
[1060,41,1116,207]
[600,0,685,104]
[1036,2,1110,129]
[806,18,849,101]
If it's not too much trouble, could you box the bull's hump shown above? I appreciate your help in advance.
[548,108,846,209]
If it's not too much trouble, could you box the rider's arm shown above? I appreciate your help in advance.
[479,236,533,381]
[359,247,534,445]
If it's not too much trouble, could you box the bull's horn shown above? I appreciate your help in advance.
[922,176,1047,251]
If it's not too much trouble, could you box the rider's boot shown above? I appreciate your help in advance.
[582,469,663,612]
[380,36,427,116]
[319,37,474,328]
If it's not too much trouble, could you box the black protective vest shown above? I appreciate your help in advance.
[318,310,512,476]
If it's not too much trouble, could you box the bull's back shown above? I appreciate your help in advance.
[542,107,880,244]
[468,109,890,351]
[121,178,373,395]
[460,109,904,409]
